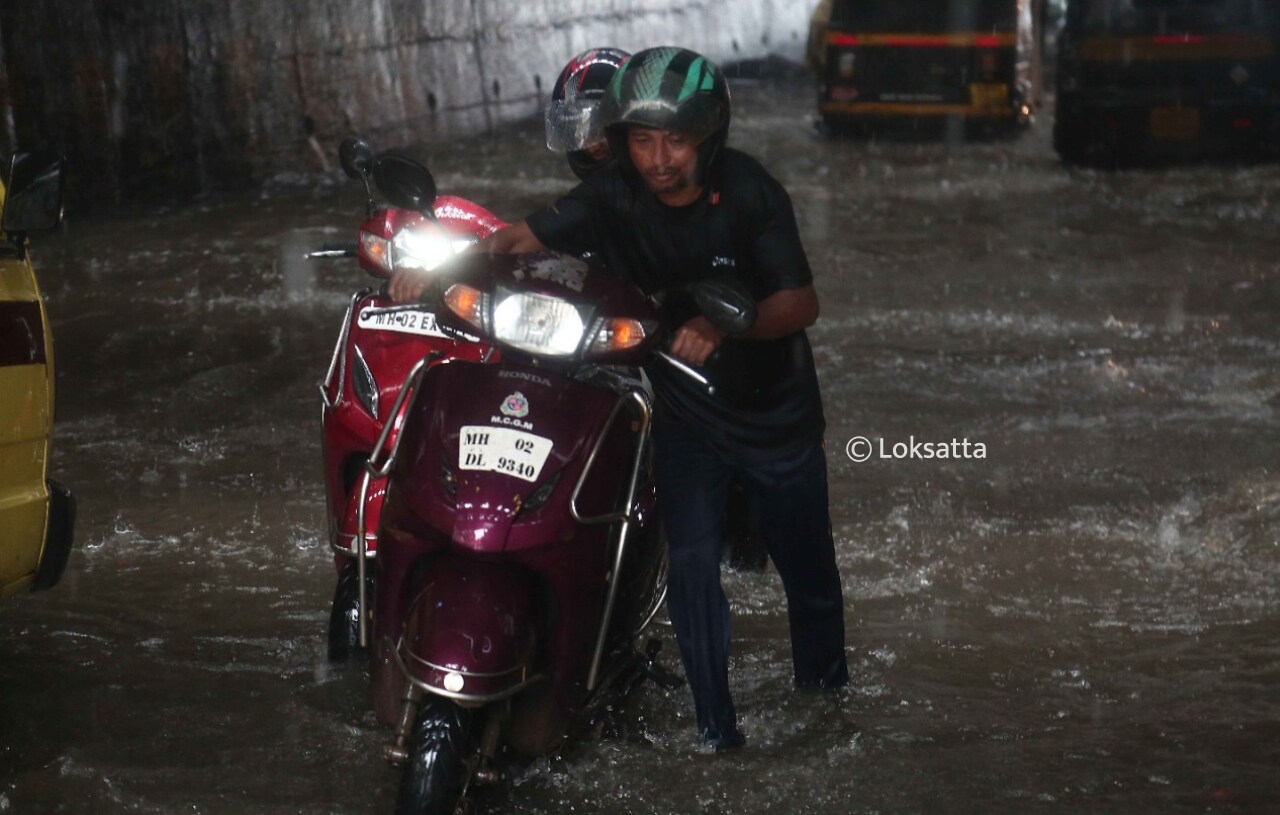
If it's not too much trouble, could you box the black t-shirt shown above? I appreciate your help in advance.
[525,148,825,451]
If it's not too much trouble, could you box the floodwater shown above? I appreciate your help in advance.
[3,72,1279,814]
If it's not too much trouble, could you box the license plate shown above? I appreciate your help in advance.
[1150,106,1200,141]
[837,52,855,79]
[458,426,554,482]
[357,306,450,338]
[969,83,1009,111]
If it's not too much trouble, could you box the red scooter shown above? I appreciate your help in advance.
[332,155,755,815]
[310,139,506,660]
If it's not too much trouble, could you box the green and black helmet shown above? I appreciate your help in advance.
[599,47,732,185]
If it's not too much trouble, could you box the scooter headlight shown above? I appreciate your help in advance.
[491,287,586,356]
[391,225,473,272]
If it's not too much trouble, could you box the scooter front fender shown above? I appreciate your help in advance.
[396,556,542,703]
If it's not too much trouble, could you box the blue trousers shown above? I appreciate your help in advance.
[653,419,849,743]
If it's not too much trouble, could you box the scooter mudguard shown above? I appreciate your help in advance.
[397,556,540,702]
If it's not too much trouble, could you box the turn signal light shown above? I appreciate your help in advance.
[588,318,650,353]
[444,284,485,329]
[360,231,392,272]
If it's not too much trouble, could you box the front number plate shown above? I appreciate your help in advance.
[358,306,451,338]
[458,426,554,482]
[969,82,1009,111]
[1150,106,1200,141]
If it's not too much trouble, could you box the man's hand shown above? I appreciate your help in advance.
[388,268,431,304]
[475,221,547,255]
[670,315,725,366]
[665,283,819,365]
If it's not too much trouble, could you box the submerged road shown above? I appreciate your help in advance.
[3,73,1279,814]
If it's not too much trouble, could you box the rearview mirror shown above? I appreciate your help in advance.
[2,151,65,233]
[691,276,757,336]
[338,137,375,180]
[373,153,438,215]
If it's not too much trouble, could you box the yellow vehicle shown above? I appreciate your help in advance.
[1054,0,1280,164]
[815,0,1043,134]
[0,151,74,600]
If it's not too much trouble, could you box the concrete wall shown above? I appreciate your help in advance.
[0,0,810,204]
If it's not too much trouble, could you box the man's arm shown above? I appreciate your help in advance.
[741,283,819,340]
[474,220,548,255]
[387,221,548,303]
[669,283,819,366]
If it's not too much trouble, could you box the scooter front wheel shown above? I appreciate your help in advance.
[395,696,476,815]
[327,558,374,661]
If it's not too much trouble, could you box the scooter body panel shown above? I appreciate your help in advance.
[393,360,630,553]
[320,198,505,562]
[375,359,649,747]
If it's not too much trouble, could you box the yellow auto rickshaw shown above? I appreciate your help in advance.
[814,0,1044,134]
[0,151,74,600]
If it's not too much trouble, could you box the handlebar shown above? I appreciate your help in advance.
[305,241,359,260]
[654,350,714,395]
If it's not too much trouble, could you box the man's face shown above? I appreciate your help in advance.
[626,127,700,201]
[582,139,610,163]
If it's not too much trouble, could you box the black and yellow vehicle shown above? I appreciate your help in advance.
[0,151,74,601]
[815,0,1042,134]
[1054,0,1280,164]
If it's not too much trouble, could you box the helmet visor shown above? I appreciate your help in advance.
[545,98,605,153]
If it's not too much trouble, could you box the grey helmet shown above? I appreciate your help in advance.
[598,47,732,186]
